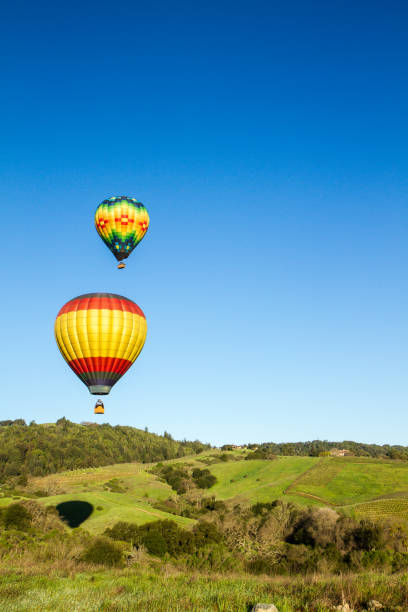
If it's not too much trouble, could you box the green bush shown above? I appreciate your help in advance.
[251,501,278,516]
[193,520,222,546]
[246,556,274,575]
[192,468,217,489]
[185,544,241,572]
[104,521,141,544]
[17,473,28,486]
[352,520,383,551]
[104,478,126,493]
[82,537,124,567]
[143,532,167,557]
[360,549,393,569]
[139,520,195,556]
[4,503,32,530]
[159,465,190,494]
[201,497,226,513]
[392,551,408,572]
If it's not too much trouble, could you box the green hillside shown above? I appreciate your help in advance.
[286,457,408,505]
[3,422,408,533]
[0,419,210,481]
[38,492,194,532]
[3,449,408,611]
[3,450,408,532]
[209,456,318,501]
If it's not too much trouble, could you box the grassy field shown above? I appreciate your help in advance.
[38,492,194,532]
[288,457,408,506]
[209,456,318,502]
[4,453,408,530]
[1,568,408,611]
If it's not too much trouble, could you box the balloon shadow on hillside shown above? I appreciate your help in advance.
[56,501,94,528]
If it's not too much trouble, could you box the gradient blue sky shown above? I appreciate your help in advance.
[1,1,408,445]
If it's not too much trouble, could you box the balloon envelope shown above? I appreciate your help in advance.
[55,293,147,395]
[95,196,149,262]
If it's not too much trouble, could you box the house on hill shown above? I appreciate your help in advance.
[221,444,246,451]
[329,448,352,457]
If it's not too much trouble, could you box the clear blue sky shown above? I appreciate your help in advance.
[1,1,408,446]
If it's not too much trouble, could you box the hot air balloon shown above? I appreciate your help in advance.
[95,196,149,269]
[54,293,147,400]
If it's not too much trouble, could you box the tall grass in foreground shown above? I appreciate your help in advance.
[1,567,408,611]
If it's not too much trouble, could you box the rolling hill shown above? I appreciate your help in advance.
[3,448,408,532]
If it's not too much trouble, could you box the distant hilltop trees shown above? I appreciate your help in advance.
[0,419,27,427]
[0,419,210,483]
[221,440,408,460]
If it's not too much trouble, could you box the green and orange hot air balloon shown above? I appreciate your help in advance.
[95,196,149,269]
[54,293,147,398]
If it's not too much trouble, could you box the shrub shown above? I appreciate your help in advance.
[4,503,32,530]
[192,468,217,489]
[201,497,226,513]
[392,551,408,572]
[139,520,196,556]
[104,521,141,544]
[251,501,278,516]
[20,500,65,532]
[352,520,383,551]
[277,544,319,574]
[17,473,28,486]
[104,479,126,493]
[361,549,393,569]
[286,507,340,548]
[186,544,241,572]
[159,465,190,494]
[143,532,167,557]
[193,520,222,545]
[82,537,124,567]
[246,557,268,574]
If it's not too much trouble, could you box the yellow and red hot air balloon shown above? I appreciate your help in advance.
[54,293,147,399]
[95,196,149,269]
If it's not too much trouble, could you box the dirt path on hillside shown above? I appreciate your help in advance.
[283,460,323,495]
[285,490,337,506]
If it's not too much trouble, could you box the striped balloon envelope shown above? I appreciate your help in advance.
[55,293,147,395]
[95,196,149,267]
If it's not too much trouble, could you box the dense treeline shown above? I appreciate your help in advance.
[242,440,408,459]
[0,418,210,482]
